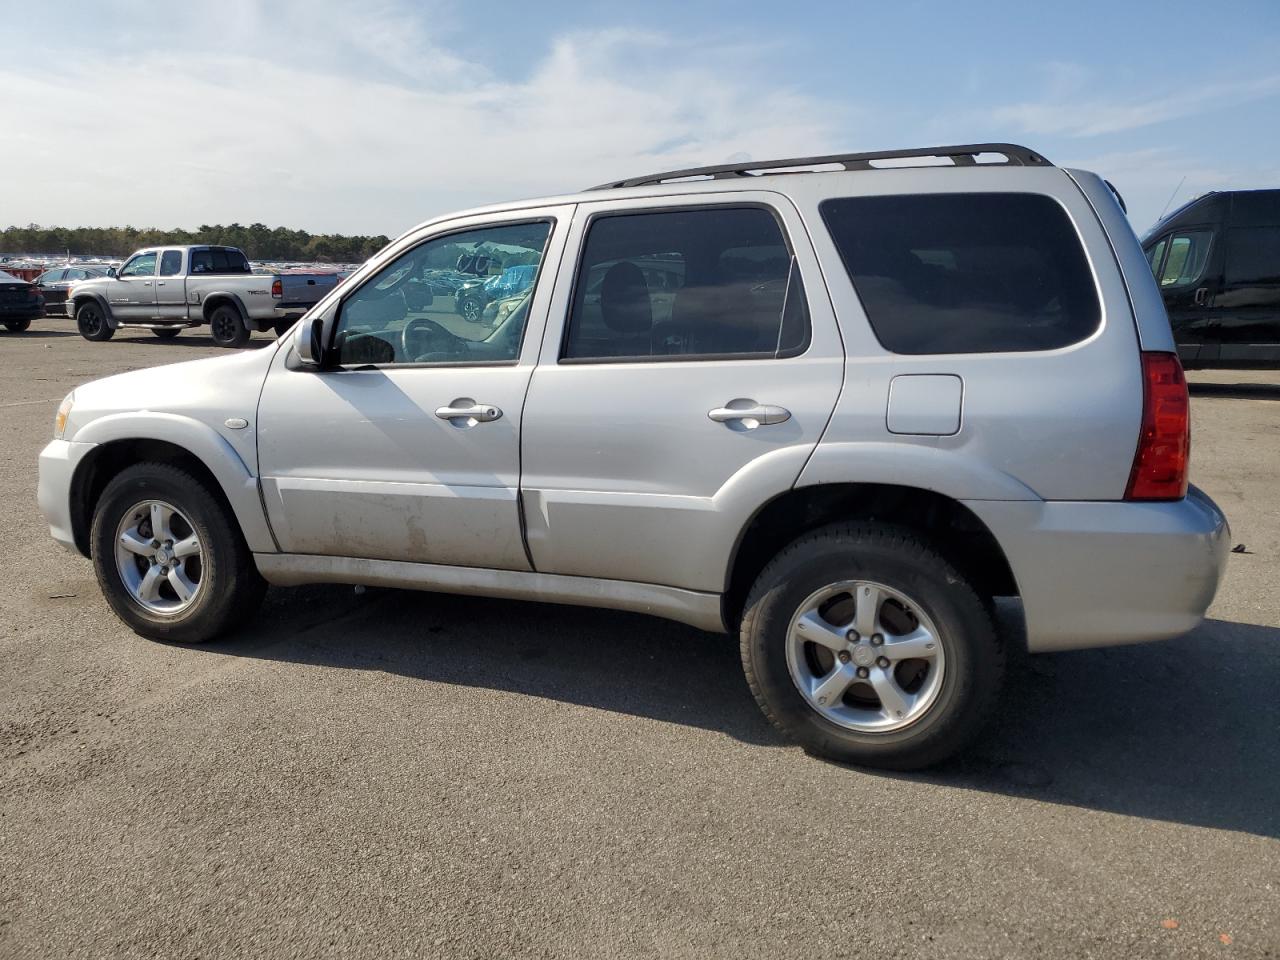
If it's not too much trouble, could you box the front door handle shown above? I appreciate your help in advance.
[435,399,502,424]
[708,401,791,428]
[1193,286,1210,306]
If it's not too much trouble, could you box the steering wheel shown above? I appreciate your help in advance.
[401,316,469,362]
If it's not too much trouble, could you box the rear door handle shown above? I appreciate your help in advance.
[708,401,791,427]
[435,400,502,424]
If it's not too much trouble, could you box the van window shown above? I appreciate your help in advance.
[820,193,1101,354]
[562,206,809,361]
[1159,231,1213,288]
[1224,227,1280,286]
[1146,238,1167,276]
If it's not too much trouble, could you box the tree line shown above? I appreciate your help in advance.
[0,223,391,263]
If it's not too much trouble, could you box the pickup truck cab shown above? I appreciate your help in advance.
[67,245,341,347]
[38,144,1230,770]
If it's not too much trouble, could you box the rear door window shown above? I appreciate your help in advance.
[820,193,1101,354]
[562,206,809,361]
[159,250,183,276]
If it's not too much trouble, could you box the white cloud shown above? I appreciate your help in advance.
[0,6,846,235]
[988,72,1280,138]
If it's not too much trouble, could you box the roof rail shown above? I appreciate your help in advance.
[589,143,1051,190]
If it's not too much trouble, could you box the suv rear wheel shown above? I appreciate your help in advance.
[740,523,1003,770]
[90,462,266,643]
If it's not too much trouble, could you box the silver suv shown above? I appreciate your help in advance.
[37,144,1229,769]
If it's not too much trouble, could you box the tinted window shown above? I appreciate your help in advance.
[190,248,250,274]
[1145,238,1167,277]
[333,221,551,366]
[36,270,64,284]
[1159,230,1213,288]
[562,207,809,361]
[821,193,1101,354]
[159,250,183,276]
[1224,227,1280,285]
[119,253,157,278]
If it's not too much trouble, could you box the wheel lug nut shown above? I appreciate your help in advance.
[877,657,890,669]
[150,539,160,549]
[856,667,869,679]
[871,634,884,646]
[837,651,851,664]
[845,630,859,643]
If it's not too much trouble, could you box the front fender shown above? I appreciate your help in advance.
[71,412,276,552]
[71,292,117,328]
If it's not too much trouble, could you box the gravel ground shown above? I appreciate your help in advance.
[1,319,1277,959]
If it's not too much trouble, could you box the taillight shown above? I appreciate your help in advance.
[271,279,282,299]
[1125,352,1190,501]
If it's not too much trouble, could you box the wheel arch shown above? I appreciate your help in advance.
[68,417,276,557]
[70,292,115,325]
[722,482,1020,632]
[201,292,250,325]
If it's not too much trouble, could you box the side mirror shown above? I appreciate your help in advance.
[296,315,327,367]
[106,267,117,278]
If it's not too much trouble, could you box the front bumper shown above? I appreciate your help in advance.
[966,486,1230,652]
[38,439,97,554]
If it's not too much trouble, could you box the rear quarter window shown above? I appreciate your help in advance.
[820,193,1101,354]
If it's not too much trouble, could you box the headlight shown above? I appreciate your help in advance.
[54,392,75,439]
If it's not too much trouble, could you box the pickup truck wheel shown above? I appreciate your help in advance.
[90,462,266,643]
[740,523,1004,771]
[209,304,250,348]
[3,318,32,332]
[75,301,114,341]
[152,327,181,339]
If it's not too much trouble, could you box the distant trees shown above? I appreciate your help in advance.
[0,223,391,263]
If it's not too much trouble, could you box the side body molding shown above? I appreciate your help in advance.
[71,411,277,553]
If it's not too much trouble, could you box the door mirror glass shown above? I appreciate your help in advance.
[296,315,326,366]
[106,267,117,278]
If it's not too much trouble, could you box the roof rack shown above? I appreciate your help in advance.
[589,143,1051,190]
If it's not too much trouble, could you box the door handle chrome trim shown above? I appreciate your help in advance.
[435,401,502,423]
[708,402,791,426]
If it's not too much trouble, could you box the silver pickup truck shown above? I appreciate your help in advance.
[66,245,342,348]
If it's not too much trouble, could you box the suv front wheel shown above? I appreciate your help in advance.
[90,462,266,643]
[740,523,1004,770]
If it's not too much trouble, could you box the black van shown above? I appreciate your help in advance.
[1141,189,1280,367]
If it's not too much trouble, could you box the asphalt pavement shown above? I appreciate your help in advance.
[1,319,1277,959]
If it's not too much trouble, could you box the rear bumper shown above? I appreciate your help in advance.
[38,439,97,554]
[0,304,42,320]
[965,486,1230,652]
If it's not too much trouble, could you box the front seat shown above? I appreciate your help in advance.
[598,261,653,358]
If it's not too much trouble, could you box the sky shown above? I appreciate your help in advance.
[3,0,1279,239]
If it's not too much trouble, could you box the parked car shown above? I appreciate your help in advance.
[38,143,1229,770]
[34,265,112,314]
[1142,189,1280,367]
[0,269,43,331]
[455,263,538,323]
[66,245,342,347]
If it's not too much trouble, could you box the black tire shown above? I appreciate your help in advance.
[152,327,181,339]
[208,304,250,348]
[76,300,114,341]
[3,318,32,332]
[90,462,266,643]
[740,523,1004,771]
